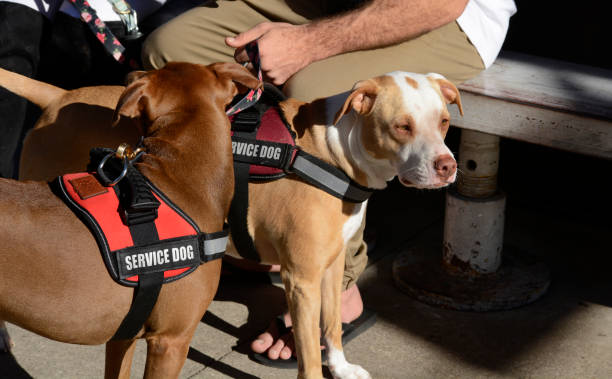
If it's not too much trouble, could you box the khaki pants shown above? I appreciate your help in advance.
[142,0,485,289]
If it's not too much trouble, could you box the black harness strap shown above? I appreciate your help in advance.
[112,164,164,340]
[228,107,262,262]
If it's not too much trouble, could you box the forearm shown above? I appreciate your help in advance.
[304,0,469,62]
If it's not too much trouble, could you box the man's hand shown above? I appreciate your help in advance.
[225,22,313,85]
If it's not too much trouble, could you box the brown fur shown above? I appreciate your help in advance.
[0,62,261,378]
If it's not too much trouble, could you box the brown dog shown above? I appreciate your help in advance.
[0,62,260,378]
[7,68,460,378]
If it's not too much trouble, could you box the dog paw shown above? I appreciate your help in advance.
[330,363,371,379]
[0,323,13,353]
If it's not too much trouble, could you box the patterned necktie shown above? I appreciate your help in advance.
[67,0,139,64]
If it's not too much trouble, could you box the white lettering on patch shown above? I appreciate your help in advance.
[233,141,282,161]
[123,244,194,272]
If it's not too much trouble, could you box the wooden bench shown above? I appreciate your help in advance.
[392,52,612,311]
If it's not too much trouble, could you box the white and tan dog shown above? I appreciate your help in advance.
[7,70,461,379]
[230,71,461,378]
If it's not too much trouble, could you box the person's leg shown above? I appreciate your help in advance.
[0,3,44,178]
[283,21,485,102]
[141,0,321,70]
[37,12,133,89]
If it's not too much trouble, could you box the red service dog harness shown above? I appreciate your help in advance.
[52,149,228,339]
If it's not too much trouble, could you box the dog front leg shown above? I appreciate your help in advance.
[282,268,325,379]
[142,334,192,379]
[320,251,371,379]
[105,338,138,379]
[0,320,13,352]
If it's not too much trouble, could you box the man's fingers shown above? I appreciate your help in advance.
[225,22,274,48]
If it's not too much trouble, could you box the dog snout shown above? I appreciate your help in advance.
[433,154,456,180]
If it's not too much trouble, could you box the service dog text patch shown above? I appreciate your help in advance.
[231,136,292,169]
[115,237,201,279]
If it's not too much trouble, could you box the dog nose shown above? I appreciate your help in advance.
[434,154,456,179]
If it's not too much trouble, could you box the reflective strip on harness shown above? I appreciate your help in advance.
[291,153,373,203]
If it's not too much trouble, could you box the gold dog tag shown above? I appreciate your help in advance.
[69,175,109,200]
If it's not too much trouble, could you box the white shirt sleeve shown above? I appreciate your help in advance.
[457,0,517,68]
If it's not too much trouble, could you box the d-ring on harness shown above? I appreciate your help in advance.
[52,144,229,340]
[97,143,144,186]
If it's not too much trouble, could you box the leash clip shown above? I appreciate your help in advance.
[116,143,144,161]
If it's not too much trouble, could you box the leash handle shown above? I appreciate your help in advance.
[226,42,264,116]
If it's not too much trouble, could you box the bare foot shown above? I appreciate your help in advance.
[250,284,364,360]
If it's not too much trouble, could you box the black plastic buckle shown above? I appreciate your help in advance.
[231,108,260,133]
[121,204,159,226]
[282,145,300,173]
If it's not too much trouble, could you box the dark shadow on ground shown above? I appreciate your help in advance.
[0,352,33,379]
[187,347,260,379]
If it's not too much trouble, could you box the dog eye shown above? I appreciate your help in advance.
[440,118,450,132]
[395,123,412,134]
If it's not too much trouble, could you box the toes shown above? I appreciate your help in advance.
[279,345,292,360]
[251,331,274,354]
[267,332,291,360]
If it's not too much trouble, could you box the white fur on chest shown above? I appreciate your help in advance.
[342,201,367,247]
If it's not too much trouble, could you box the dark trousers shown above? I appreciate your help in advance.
[0,0,200,178]
[0,3,136,178]
[0,3,44,178]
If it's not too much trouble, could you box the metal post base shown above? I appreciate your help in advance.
[392,243,550,311]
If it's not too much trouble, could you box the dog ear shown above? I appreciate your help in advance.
[209,62,262,94]
[124,70,147,86]
[112,76,149,134]
[334,79,379,125]
[435,78,463,116]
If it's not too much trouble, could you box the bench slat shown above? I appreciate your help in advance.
[458,52,612,121]
[449,93,612,159]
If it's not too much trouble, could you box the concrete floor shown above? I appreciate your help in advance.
[2,140,612,378]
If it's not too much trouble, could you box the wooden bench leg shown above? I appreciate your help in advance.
[392,130,550,311]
